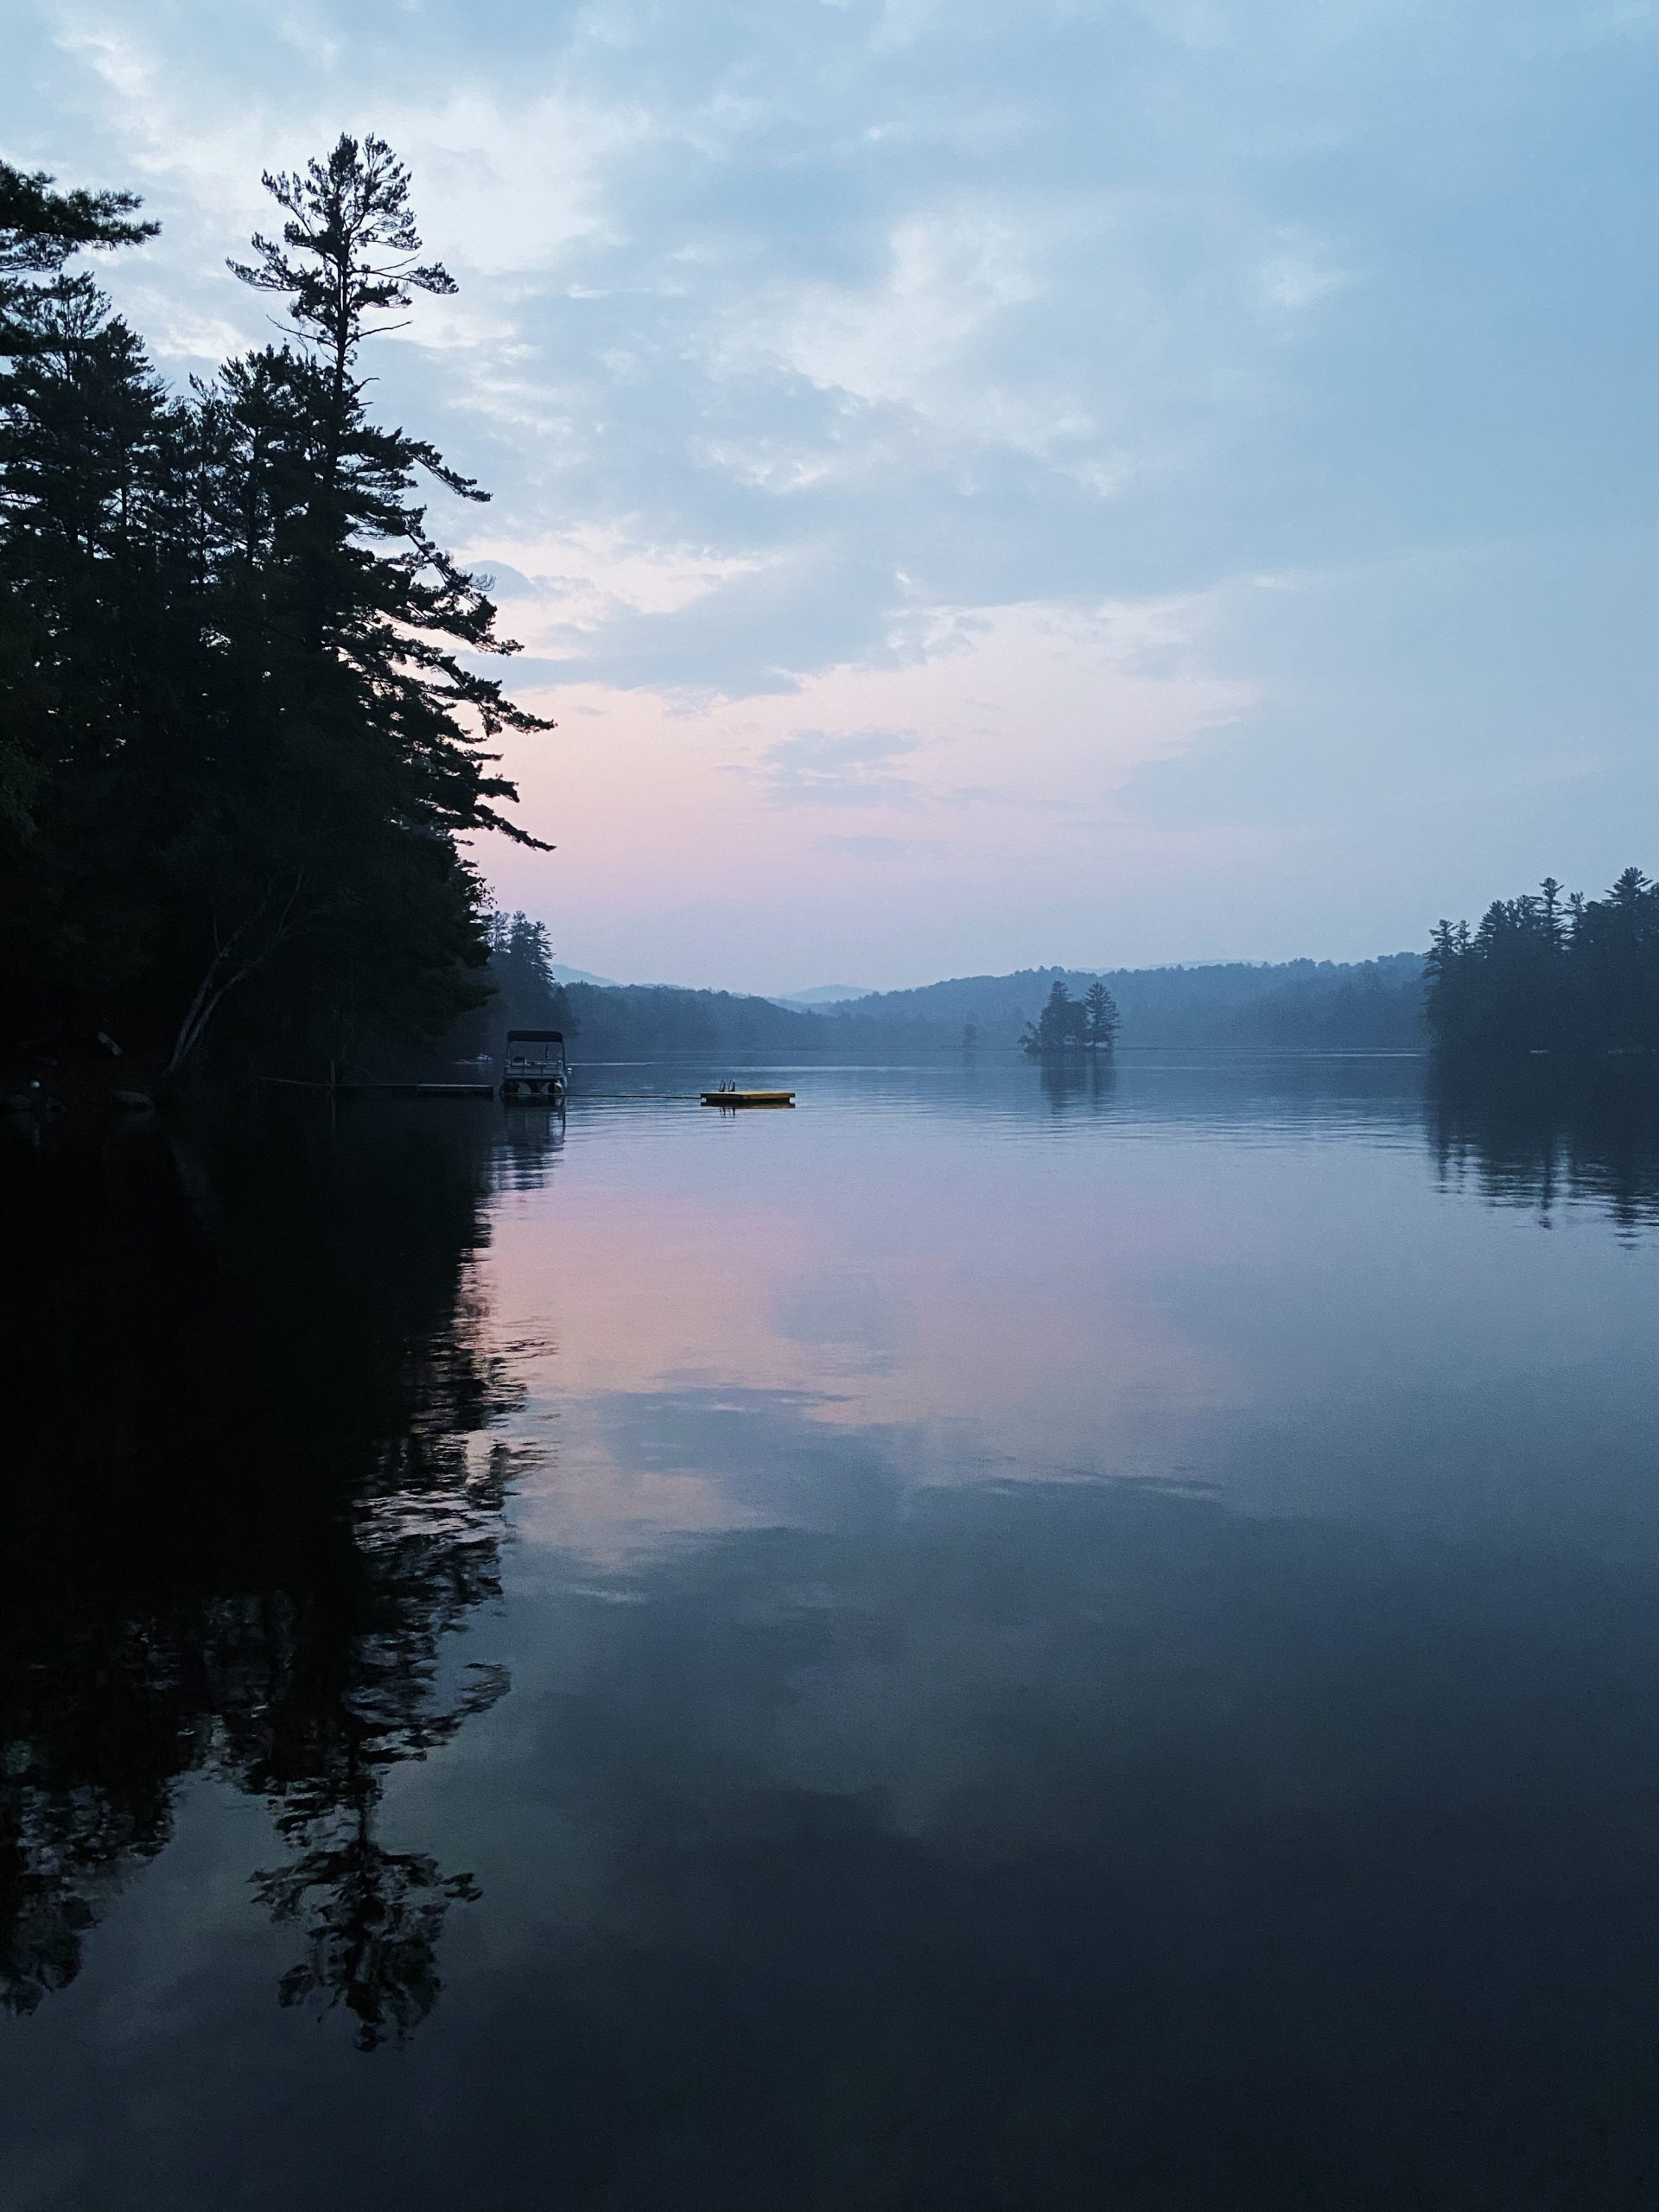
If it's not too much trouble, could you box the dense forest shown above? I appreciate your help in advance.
[1426,872,1659,1058]
[1,139,546,1096]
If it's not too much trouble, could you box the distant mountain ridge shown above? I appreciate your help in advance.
[544,955,1427,1059]
[841,956,1425,1049]
[772,984,877,1008]
[549,962,620,988]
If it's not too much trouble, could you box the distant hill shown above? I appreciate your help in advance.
[551,956,1427,1059]
[549,963,620,988]
[772,984,877,1008]
[562,982,826,1058]
[823,956,1427,1051]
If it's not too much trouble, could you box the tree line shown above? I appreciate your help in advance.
[1426,870,1659,1058]
[1,137,547,1090]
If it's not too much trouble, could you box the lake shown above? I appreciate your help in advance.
[5,1053,1659,2209]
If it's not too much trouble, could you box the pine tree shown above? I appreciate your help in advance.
[0,270,195,1036]
[1,138,558,1084]
[1427,871,1659,1059]
[1022,976,1088,1055]
[0,162,157,858]
[0,159,156,356]
[1083,979,1119,1050]
[165,134,556,1073]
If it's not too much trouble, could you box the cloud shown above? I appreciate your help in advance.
[746,727,923,807]
[10,0,1657,978]
[815,833,948,859]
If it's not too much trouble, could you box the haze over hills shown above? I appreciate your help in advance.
[549,968,878,1008]
[843,957,1424,1048]
[549,963,620,988]
[772,985,877,1008]
[488,952,1428,1064]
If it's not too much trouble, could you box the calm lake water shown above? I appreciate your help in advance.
[5,1054,1659,2209]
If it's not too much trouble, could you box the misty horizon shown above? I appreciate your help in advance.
[552,944,1426,1001]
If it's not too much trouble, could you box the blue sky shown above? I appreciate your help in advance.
[6,0,1656,988]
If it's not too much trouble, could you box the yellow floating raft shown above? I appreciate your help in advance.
[701,1089,796,1108]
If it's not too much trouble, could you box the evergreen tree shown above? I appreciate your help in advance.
[0,270,195,1021]
[489,912,573,1035]
[0,159,156,356]
[0,162,158,854]
[180,133,555,1074]
[0,138,556,1084]
[1083,979,1119,1051]
[1022,976,1089,1055]
[1425,871,1659,1059]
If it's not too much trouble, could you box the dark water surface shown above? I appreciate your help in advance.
[5,1055,1659,2209]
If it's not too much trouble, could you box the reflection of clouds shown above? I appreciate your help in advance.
[480,1091,1254,1564]
[437,1462,1659,2212]
[533,1387,899,1565]
[477,1069,1659,1586]
[772,1272,904,1372]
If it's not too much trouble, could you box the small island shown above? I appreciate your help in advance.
[1021,976,1120,1057]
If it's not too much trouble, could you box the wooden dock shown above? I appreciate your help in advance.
[261,1079,495,1099]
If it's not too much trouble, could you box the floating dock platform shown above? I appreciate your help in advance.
[701,1090,796,1108]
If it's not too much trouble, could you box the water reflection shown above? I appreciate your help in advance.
[1429,1064,1659,1232]
[467,1470,1659,2210]
[8,1062,1659,2209]
[498,1098,567,1189]
[0,1104,522,2047]
[1036,1054,1117,1113]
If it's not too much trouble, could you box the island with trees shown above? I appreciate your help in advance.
[1021,976,1120,1057]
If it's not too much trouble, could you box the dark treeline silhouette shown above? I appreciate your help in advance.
[416,910,578,1071]
[561,980,827,1060]
[1426,870,1659,1059]
[1,138,547,1096]
[0,1103,525,2046]
[1021,976,1119,1055]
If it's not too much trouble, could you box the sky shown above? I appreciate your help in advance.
[5,0,1657,992]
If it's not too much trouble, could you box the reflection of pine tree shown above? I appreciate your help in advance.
[257,1813,479,2054]
[242,1433,513,2049]
[252,1634,505,2054]
[1428,1065,1659,1234]
[0,1106,528,2039]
